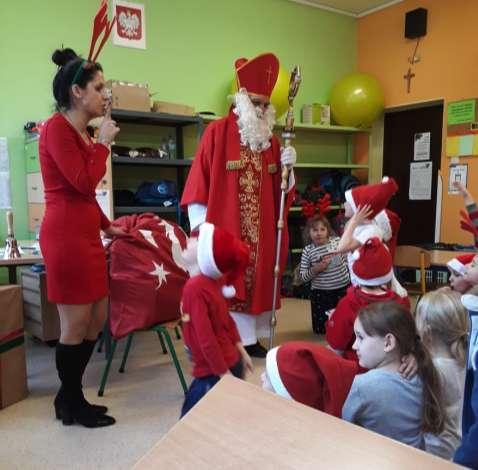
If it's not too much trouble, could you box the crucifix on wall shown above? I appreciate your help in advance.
[403,67,415,93]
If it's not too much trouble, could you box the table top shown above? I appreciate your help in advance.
[0,240,43,266]
[133,376,463,470]
[429,249,475,267]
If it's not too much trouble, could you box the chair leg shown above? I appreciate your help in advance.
[97,334,104,353]
[159,326,188,395]
[119,333,134,373]
[157,331,168,355]
[175,326,181,340]
[98,339,118,397]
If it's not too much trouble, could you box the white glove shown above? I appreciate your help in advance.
[280,145,297,167]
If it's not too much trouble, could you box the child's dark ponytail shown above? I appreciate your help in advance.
[412,336,445,434]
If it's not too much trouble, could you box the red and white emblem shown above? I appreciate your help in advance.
[116,5,142,40]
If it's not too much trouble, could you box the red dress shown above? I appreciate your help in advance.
[180,111,294,315]
[39,113,111,304]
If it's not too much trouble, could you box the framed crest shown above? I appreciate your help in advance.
[112,0,146,49]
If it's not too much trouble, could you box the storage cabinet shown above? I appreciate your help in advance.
[109,109,202,227]
[20,269,60,343]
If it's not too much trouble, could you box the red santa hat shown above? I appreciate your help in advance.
[197,222,250,298]
[351,237,393,286]
[235,53,279,100]
[344,177,399,219]
[266,342,359,417]
[447,253,476,276]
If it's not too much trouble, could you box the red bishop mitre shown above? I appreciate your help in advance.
[235,53,279,100]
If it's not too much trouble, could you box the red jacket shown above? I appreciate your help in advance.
[326,286,411,362]
[181,275,241,378]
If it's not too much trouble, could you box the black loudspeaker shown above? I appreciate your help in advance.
[405,8,427,39]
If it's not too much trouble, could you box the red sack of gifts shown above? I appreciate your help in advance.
[108,213,189,339]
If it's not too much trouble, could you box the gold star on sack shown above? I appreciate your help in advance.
[149,261,170,289]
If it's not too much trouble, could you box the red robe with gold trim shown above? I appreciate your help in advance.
[181,111,294,315]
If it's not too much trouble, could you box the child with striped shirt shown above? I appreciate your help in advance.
[299,215,349,334]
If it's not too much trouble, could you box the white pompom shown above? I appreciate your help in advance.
[222,285,236,298]
[382,176,389,183]
[352,250,360,260]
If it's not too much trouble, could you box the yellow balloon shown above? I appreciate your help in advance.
[230,66,290,118]
[330,73,385,127]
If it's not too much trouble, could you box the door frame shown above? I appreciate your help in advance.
[373,99,445,242]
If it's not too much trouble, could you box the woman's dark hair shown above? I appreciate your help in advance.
[302,214,334,245]
[358,301,445,435]
[51,48,103,111]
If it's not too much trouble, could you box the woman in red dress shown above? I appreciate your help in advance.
[39,48,123,428]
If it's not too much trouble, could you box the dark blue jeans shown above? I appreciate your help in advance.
[180,359,244,418]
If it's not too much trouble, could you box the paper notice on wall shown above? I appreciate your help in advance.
[409,161,432,200]
[0,138,11,208]
[414,132,431,161]
[448,164,468,194]
[96,189,111,219]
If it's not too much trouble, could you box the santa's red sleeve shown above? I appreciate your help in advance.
[186,289,229,376]
[180,124,214,208]
[326,292,356,351]
[45,119,109,196]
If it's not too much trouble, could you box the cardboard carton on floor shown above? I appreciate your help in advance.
[0,285,28,409]
[106,80,151,112]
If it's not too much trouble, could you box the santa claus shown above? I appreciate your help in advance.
[181,53,296,357]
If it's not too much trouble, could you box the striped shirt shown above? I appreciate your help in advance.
[299,237,350,290]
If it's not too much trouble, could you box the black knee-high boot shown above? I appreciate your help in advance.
[55,342,115,428]
[78,340,108,415]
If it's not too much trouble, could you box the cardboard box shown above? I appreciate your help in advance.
[0,285,28,409]
[152,101,195,116]
[106,80,151,112]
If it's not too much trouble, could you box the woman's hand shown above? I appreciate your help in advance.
[103,225,127,238]
[97,103,120,145]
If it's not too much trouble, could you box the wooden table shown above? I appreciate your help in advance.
[133,376,463,470]
[429,250,475,267]
[0,241,43,283]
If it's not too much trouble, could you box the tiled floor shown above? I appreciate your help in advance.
[0,298,319,470]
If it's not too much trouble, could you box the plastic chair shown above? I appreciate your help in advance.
[97,320,187,397]
[394,245,432,300]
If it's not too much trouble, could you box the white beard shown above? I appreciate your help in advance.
[232,89,276,152]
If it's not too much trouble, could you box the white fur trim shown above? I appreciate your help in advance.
[374,210,392,241]
[344,189,357,214]
[266,347,292,400]
[352,249,360,260]
[461,294,478,312]
[447,259,467,276]
[352,269,393,286]
[187,203,207,231]
[197,223,222,279]
[222,285,236,298]
[391,273,408,298]
[382,176,389,182]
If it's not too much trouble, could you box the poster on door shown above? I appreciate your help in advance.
[113,1,146,50]
[413,132,431,161]
[409,161,432,200]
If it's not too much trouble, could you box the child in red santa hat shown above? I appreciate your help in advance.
[336,177,407,297]
[326,237,412,370]
[180,223,253,417]
[447,253,477,294]
[261,341,359,417]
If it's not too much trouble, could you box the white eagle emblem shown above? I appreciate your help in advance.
[118,10,141,39]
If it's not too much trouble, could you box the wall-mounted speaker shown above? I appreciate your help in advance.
[405,8,427,39]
